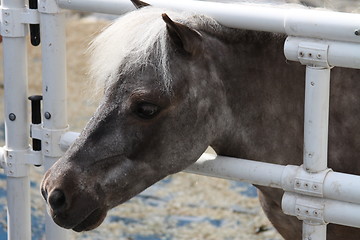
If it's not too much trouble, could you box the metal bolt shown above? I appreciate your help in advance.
[45,141,49,145]
[296,207,301,213]
[310,82,315,87]
[355,29,360,36]
[45,150,49,154]
[4,21,8,26]
[312,184,318,190]
[304,183,309,188]
[4,12,9,16]
[313,210,318,216]
[295,181,301,187]
[8,154,12,159]
[45,133,50,138]
[7,163,12,167]
[9,113,16,121]
[317,54,322,59]
[299,51,304,57]
[308,53,313,58]
[44,112,51,119]
[305,210,309,214]
[8,171,13,175]
[5,29,9,34]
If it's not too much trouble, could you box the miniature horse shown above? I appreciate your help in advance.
[41,2,360,239]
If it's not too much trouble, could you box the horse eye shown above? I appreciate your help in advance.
[135,102,160,119]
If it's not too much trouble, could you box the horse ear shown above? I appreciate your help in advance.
[162,13,202,56]
[131,0,150,9]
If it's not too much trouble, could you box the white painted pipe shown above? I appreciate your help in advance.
[185,153,285,188]
[0,148,3,167]
[303,66,330,173]
[284,8,360,44]
[40,17,67,130]
[39,6,69,240]
[303,222,326,240]
[284,37,360,69]
[282,192,360,228]
[1,10,34,240]
[60,131,80,152]
[302,65,327,240]
[303,223,327,240]
[323,172,360,206]
[187,154,360,205]
[7,177,31,240]
[1,0,31,239]
[58,0,360,43]
[58,0,135,15]
[57,134,360,209]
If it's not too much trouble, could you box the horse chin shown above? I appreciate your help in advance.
[72,208,108,232]
[51,207,108,232]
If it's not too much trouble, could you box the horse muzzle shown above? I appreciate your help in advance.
[41,167,108,232]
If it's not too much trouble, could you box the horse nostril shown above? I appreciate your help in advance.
[48,189,67,211]
[41,188,48,202]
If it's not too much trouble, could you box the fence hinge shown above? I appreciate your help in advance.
[297,42,330,68]
[282,192,327,225]
[293,166,332,198]
[0,7,40,37]
[282,165,332,198]
[1,147,42,177]
[31,124,69,157]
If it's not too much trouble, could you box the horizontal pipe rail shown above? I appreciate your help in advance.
[60,133,360,208]
[283,192,360,228]
[58,0,360,43]
[59,133,360,228]
[59,131,80,151]
[57,0,135,15]
[285,37,360,69]
[185,153,285,188]
[185,153,360,206]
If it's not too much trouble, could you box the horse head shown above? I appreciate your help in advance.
[41,6,232,232]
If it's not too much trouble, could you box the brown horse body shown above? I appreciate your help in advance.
[41,4,360,239]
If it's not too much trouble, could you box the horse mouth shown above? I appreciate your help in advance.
[71,208,107,232]
[52,207,107,232]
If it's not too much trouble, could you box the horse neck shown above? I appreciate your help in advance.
[210,30,304,162]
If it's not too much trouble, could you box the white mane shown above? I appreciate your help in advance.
[88,7,221,93]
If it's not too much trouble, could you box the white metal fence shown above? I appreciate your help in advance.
[0,0,360,239]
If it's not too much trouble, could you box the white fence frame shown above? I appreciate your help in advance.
[0,0,360,239]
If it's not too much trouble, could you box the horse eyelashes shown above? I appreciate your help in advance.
[134,102,160,119]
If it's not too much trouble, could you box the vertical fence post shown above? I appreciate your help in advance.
[1,0,31,239]
[38,0,69,239]
[302,66,331,240]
